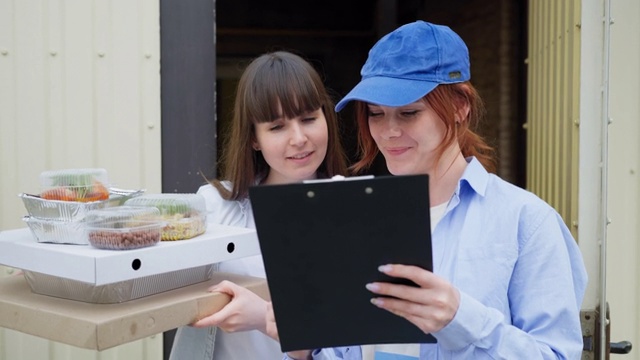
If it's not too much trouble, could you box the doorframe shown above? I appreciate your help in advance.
[578,0,611,357]
[159,0,216,357]
[160,0,217,196]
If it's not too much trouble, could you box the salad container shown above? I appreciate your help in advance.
[124,193,207,241]
[39,168,110,202]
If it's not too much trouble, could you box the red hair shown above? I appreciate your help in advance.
[349,82,496,174]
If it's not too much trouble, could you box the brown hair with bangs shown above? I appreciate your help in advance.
[350,82,496,175]
[210,51,348,200]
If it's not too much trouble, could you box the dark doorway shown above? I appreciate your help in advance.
[214,0,527,184]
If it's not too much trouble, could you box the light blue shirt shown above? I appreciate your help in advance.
[285,157,588,360]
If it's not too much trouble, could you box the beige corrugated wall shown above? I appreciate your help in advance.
[0,0,163,359]
[527,0,592,355]
[526,0,581,240]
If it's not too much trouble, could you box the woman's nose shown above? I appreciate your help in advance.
[380,118,401,139]
[289,123,308,145]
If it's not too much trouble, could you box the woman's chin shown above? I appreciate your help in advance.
[386,163,410,176]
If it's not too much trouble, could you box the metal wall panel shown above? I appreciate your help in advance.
[529,0,640,356]
[607,0,640,354]
[0,0,163,358]
[526,0,581,240]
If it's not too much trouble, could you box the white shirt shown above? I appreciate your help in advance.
[169,182,282,360]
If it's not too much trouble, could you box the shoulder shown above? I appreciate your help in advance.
[197,182,227,207]
[197,182,251,227]
[485,174,545,205]
[460,161,564,241]
[462,158,553,216]
[485,175,554,214]
[479,174,574,245]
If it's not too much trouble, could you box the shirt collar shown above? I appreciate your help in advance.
[457,156,490,197]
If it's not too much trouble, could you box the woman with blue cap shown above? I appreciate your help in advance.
[267,20,588,360]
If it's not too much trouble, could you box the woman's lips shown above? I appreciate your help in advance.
[385,147,410,156]
[287,151,313,160]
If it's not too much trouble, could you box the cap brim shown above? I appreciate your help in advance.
[335,76,439,112]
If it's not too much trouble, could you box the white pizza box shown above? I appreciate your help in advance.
[0,223,259,286]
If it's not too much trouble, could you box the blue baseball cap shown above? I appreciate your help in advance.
[335,21,470,112]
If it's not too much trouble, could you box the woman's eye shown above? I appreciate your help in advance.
[367,111,382,117]
[269,124,283,131]
[401,110,418,117]
[302,116,316,123]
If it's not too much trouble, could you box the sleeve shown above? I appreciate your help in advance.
[282,347,349,360]
[434,208,588,359]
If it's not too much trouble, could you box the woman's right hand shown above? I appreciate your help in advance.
[266,301,313,360]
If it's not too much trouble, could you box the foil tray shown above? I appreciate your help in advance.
[22,216,89,245]
[23,264,215,303]
[19,188,145,221]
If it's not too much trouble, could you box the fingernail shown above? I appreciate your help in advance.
[378,264,392,273]
[370,298,383,307]
[365,283,379,292]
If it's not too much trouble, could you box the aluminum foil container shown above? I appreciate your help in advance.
[23,264,215,303]
[22,216,89,245]
[19,188,145,221]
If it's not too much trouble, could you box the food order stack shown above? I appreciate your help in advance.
[4,167,259,304]
[0,167,264,351]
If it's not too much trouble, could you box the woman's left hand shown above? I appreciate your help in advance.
[191,280,269,333]
[265,301,279,341]
[365,264,460,334]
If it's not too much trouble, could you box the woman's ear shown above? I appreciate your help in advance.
[455,102,471,124]
[252,141,261,151]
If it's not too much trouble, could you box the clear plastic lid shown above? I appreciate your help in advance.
[123,193,207,240]
[85,206,161,223]
[84,219,164,250]
[39,168,110,202]
[123,193,206,217]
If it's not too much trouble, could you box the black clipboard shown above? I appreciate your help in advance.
[249,174,436,352]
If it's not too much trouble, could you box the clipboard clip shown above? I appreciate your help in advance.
[303,175,375,184]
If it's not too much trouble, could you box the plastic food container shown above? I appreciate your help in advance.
[22,216,89,245]
[85,205,161,223]
[124,193,207,241]
[85,219,164,250]
[39,168,110,202]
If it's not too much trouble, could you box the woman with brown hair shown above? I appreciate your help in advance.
[170,50,348,360]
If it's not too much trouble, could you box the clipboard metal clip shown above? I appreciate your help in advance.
[303,175,375,184]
